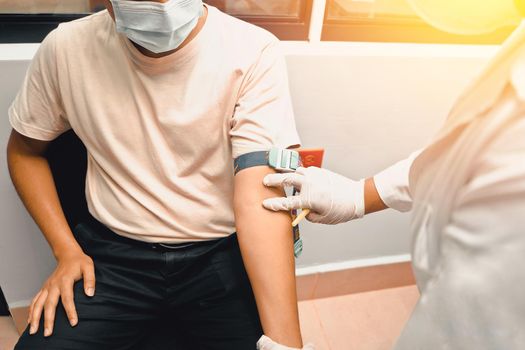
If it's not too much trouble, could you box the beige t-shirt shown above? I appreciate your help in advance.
[9,6,300,243]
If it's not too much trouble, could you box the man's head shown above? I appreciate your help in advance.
[406,0,524,35]
[103,0,205,55]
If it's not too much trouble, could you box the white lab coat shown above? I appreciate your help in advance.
[374,22,525,349]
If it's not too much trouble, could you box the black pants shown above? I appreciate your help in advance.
[15,216,262,350]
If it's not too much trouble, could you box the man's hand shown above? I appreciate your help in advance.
[262,167,365,225]
[28,249,95,337]
[257,335,315,350]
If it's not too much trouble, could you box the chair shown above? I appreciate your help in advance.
[44,130,89,229]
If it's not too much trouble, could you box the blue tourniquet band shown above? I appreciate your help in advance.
[234,148,301,175]
[234,151,270,175]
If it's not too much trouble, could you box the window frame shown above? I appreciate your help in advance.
[0,0,313,44]
[0,14,84,43]
[232,1,313,41]
[321,1,515,45]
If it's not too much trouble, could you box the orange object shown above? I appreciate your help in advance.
[298,148,325,168]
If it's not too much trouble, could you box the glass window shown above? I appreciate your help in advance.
[0,0,92,14]
[204,0,312,40]
[326,0,415,21]
[205,0,301,18]
[322,0,516,44]
[0,0,313,43]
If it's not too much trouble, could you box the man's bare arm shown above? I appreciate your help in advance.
[7,130,80,259]
[234,166,303,348]
[7,129,95,336]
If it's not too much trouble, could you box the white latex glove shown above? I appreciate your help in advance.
[263,167,365,225]
[257,335,315,350]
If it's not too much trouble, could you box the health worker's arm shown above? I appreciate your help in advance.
[372,151,420,213]
[234,166,303,348]
[263,151,421,224]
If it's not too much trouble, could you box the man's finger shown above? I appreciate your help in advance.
[27,290,42,324]
[43,288,60,337]
[263,196,304,211]
[29,290,47,335]
[60,280,78,327]
[82,263,96,297]
[263,173,304,189]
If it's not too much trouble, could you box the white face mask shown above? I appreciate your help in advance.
[110,0,204,54]
[406,0,523,35]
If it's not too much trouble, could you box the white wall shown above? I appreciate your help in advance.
[285,43,497,268]
[1,50,57,307]
[0,42,496,305]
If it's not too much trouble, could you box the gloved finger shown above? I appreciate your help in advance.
[257,335,277,350]
[263,173,304,190]
[295,167,308,175]
[306,211,328,224]
[257,335,296,350]
[263,196,304,212]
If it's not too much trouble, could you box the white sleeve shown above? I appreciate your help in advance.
[373,150,421,212]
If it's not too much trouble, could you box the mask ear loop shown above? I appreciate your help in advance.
[515,0,525,17]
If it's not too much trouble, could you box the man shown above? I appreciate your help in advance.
[263,0,525,348]
[7,0,307,348]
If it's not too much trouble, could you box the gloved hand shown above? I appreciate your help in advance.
[257,335,315,350]
[263,166,365,225]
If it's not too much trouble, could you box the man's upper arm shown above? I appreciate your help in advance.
[8,28,70,142]
[230,39,300,160]
[8,129,51,158]
[233,163,293,239]
[234,165,287,214]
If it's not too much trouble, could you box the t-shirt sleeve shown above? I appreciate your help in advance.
[8,29,70,141]
[230,40,301,159]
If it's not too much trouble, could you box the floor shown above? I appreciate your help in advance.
[0,317,19,350]
[10,285,419,350]
[298,285,419,350]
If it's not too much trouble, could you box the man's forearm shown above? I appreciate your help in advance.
[7,131,81,259]
[234,166,302,348]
